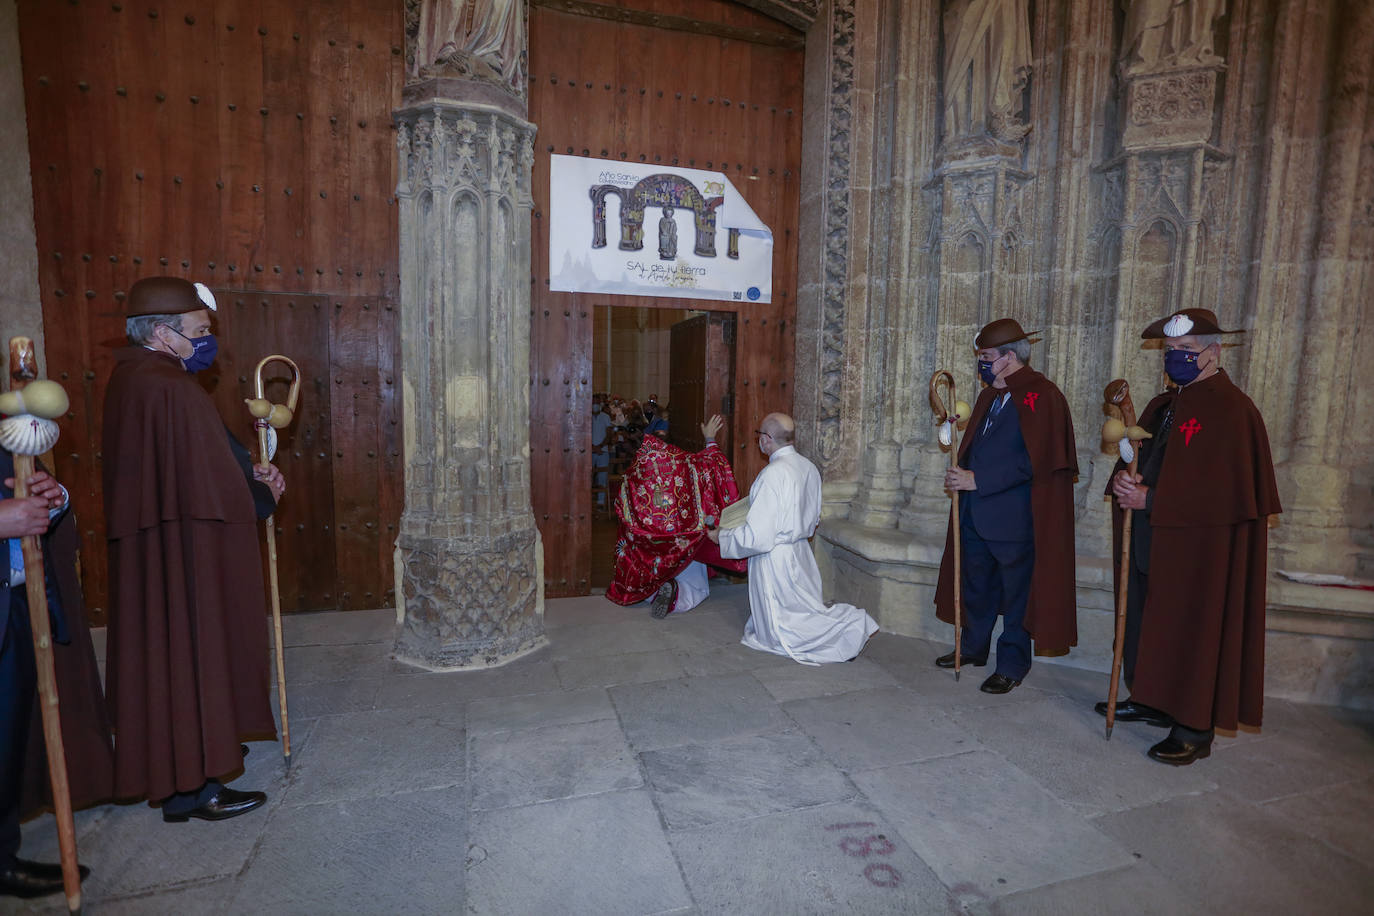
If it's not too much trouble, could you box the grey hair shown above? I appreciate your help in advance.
[998,338,1031,364]
[1194,334,1222,349]
[126,313,183,346]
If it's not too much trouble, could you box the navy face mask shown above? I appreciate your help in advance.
[1164,349,1200,385]
[169,327,219,373]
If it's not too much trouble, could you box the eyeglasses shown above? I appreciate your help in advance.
[754,430,772,440]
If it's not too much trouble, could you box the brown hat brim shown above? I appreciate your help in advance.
[1141,308,1243,339]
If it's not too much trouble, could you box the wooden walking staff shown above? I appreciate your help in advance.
[929,371,971,681]
[245,355,301,768]
[2,337,81,913]
[1100,379,1152,740]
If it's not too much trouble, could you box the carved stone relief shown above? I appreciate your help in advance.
[939,0,1033,162]
[407,0,528,97]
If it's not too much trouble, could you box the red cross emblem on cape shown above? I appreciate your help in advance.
[1180,417,1202,445]
[1022,391,1039,412]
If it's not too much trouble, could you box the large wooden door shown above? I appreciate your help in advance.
[668,313,736,459]
[529,0,804,597]
[17,1,404,621]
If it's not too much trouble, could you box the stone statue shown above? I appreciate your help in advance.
[658,207,678,260]
[941,0,1033,146]
[412,0,526,91]
[1121,0,1227,74]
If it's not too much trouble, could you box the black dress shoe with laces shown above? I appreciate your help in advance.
[1147,734,1212,766]
[979,673,1021,694]
[162,786,267,822]
[1094,699,1172,728]
[0,858,90,899]
[935,651,987,669]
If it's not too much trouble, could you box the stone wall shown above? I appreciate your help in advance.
[0,1,43,359]
[799,0,1374,708]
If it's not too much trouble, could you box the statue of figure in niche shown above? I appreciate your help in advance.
[941,0,1033,146]
[658,207,678,260]
[1121,0,1227,74]
[412,0,526,92]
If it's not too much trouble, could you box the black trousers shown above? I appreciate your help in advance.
[0,587,35,862]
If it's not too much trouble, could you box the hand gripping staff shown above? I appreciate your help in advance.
[245,355,301,768]
[1100,379,1152,739]
[928,371,971,681]
[0,337,81,913]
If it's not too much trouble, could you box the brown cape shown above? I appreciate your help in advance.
[1111,370,1280,731]
[935,365,1080,652]
[21,505,115,816]
[102,347,275,801]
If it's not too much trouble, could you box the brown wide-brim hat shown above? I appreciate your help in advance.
[1141,308,1242,339]
[127,277,218,316]
[975,318,1038,350]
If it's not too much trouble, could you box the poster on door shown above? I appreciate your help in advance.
[548,154,773,304]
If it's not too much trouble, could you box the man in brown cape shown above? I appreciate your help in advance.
[103,277,285,821]
[1101,308,1280,765]
[934,319,1078,694]
[2,461,110,900]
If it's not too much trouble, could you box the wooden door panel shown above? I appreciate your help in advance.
[18,0,403,621]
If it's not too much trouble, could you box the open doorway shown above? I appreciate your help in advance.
[589,305,738,589]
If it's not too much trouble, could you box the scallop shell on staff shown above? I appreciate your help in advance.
[0,415,60,456]
[938,419,954,447]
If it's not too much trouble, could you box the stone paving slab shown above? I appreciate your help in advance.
[466,790,693,915]
[555,648,687,690]
[470,718,641,811]
[281,607,396,647]
[282,642,397,685]
[370,658,560,714]
[1204,729,1371,803]
[668,801,955,915]
[543,594,648,629]
[466,685,615,735]
[1095,789,1374,913]
[896,666,1061,711]
[610,672,794,751]
[784,687,983,771]
[229,787,469,915]
[277,675,385,721]
[673,640,797,678]
[285,708,464,807]
[641,731,856,829]
[660,608,755,654]
[1260,776,1374,864]
[949,695,1215,817]
[963,861,1204,916]
[751,657,901,703]
[853,750,1135,900]
[547,620,670,661]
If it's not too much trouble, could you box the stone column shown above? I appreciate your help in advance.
[392,1,546,669]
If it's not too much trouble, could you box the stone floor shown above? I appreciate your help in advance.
[13,583,1374,915]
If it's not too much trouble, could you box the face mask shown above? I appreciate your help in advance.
[1164,349,1200,385]
[169,327,219,373]
[977,357,999,385]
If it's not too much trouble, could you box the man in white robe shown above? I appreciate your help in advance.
[709,413,878,664]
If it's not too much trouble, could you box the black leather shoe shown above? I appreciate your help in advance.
[241,743,250,757]
[650,579,677,619]
[0,858,89,899]
[979,673,1021,694]
[163,786,267,822]
[935,651,987,669]
[1094,700,1172,727]
[1147,735,1212,766]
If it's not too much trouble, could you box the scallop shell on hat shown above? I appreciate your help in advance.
[0,415,60,456]
[1162,313,1194,337]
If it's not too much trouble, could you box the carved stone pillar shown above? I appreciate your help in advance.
[392,2,545,669]
[1099,59,1229,390]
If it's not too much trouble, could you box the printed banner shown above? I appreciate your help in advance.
[548,154,773,304]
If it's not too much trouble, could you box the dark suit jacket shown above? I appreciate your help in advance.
[958,392,1034,544]
[0,449,68,649]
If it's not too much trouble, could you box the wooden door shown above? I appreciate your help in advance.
[668,313,736,460]
[17,1,403,621]
[528,0,804,598]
